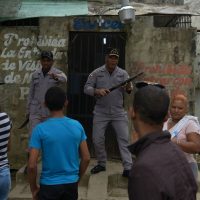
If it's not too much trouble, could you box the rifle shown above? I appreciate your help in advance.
[18,117,29,129]
[109,72,144,92]
[0,82,5,85]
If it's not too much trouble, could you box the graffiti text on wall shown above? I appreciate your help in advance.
[73,18,123,31]
[131,61,193,96]
[0,33,67,100]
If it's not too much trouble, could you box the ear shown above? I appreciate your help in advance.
[129,107,136,120]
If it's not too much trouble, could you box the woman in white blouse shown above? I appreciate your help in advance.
[163,94,200,181]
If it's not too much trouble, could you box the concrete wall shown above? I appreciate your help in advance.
[0,16,196,168]
[0,27,39,168]
[192,16,200,31]
[190,17,200,119]
[194,32,200,119]
[126,16,196,111]
[0,18,69,168]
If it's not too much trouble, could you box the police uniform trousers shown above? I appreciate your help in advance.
[92,114,133,170]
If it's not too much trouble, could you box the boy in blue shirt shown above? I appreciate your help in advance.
[28,87,90,200]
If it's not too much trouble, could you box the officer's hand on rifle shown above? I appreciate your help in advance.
[126,82,133,94]
[121,82,133,94]
[94,88,110,97]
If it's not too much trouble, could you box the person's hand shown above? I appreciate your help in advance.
[95,88,110,97]
[48,72,59,81]
[32,186,40,200]
[126,82,133,92]
[171,137,181,145]
[121,82,133,93]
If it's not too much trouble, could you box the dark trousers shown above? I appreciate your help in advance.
[38,182,78,200]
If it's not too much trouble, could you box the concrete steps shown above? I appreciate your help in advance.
[9,159,200,200]
[9,160,128,200]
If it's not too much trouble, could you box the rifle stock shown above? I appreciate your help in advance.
[109,72,144,92]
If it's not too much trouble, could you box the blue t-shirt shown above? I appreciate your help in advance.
[29,116,87,185]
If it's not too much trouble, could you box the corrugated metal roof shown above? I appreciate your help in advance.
[0,0,88,21]
[88,0,200,16]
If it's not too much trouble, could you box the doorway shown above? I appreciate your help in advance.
[67,32,126,159]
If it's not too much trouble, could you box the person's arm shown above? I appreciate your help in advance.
[79,140,90,181]
[172,120,200,153]
[84,71,110,97]
[172,133,200,153]
[28,125,41,199]
[84,71,97,96]
[49,71,67,83]
[28,148,40,200]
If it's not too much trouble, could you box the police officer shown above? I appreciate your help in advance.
[26,51,67,136]
[84,47,133,177]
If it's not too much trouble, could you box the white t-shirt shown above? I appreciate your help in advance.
[163,117,200,163]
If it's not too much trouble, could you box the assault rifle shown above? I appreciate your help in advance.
[18,117,29,129]
[109,71,144,92]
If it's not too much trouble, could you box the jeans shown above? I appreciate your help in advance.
[0,165,11,200]
[190,162,198,182]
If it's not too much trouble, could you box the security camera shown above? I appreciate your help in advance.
[118,6,135,24]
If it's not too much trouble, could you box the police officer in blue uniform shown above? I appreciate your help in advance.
[26,51,67,136]
[84,48,133,177]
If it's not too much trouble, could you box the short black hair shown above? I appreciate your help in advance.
[45,87,66,111]
[133,85,169,125]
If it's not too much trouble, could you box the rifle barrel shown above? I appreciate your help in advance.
[109,72,144,91]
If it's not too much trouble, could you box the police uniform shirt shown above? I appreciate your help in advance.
[84,65,129,116]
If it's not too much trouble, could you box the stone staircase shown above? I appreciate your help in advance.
[9,160,129,200]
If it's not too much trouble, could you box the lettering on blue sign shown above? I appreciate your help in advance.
[73,18,123,30]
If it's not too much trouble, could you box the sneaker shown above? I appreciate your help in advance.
[122,169,130,178]
[90,165,106,174]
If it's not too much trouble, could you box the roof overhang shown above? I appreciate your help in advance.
[0,0,88,22]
